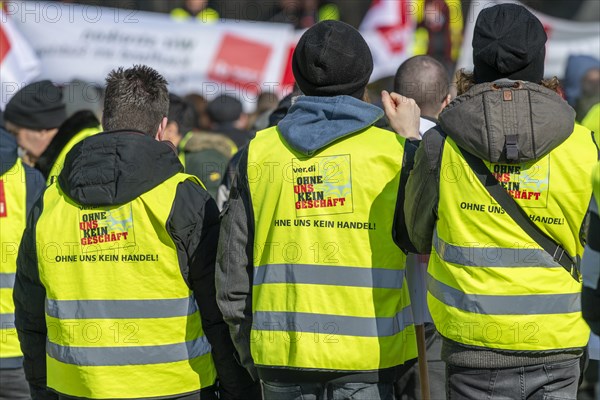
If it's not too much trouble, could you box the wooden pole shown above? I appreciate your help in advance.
[416,324,430,400]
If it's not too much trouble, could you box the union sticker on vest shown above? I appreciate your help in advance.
[0,180,6,218]
[292,154,354,217]
[489,157,550,209]
[78,204,136,251]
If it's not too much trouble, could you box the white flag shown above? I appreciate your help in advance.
[1,2,41,110]
[360,0,416,82]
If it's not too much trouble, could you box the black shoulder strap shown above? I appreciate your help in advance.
[393,139,419,254]
[458,147,581,282]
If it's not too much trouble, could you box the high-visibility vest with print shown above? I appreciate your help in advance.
[429,124,597,351]
[47,126,101,185]
[247,125,417,371]
[35,173,216,399]
[171,7,219,23]
[0,159,26,361]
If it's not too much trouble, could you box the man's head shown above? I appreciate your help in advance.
[472,4,547,84]
[394,56,450,119]
[292,20,373,99]
[102,65,169,139]
[206,95,246,129]
[164,94,197,147]
[4,80,67,159]
[185,0,208,13]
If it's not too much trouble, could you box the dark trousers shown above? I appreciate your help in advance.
[395,324,446,400]
[0,368,31,400]
[446,358,581,400]
[262,381,395,400]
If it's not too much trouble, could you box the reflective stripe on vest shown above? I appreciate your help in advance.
[45,296,198,319]
[36,173,216,399]
[428,273,581,315]
[0,273,15,288]
[430,124,596,351]
[248,125,417,372]
[47,126,101,185]
[47,336,211,366]
[254,263,405,289]
[0,159,26,360]
[433,229,562,268]
[253,306,414,338]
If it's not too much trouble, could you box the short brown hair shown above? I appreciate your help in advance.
[455,69,560,96]
[102,65,169,137]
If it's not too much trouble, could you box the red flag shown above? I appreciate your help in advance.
[359,0,416,82]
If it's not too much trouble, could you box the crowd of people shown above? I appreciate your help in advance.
[0,2,599,400]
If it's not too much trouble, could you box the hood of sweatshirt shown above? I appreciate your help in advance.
[439,80,575,163]
[35,110,100,180]
[58,130,182,206]
[0,128,18,176]
[277,95,384,156]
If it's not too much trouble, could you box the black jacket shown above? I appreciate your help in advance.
[34,110,100,180]
[211,123,254,149]
[14,130,259,399]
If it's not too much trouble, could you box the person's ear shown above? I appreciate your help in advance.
[439,94,452,115]
[163,122,179,142]
[155,117,168,141]
[443,94,452,108]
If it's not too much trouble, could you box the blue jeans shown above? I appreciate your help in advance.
[446,358,581,400]
[262,381,395,400]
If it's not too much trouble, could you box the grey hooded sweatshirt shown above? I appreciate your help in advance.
[405,80,599,368]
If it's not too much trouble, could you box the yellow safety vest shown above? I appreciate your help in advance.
[413,0,463,61]
[430,124,597,351]
[171,7,219,23]
[581,103,599,146]
[0,159,26,361]
[177,131,195,169]
[593,162,600,210]
[36,173,216,399]
[47,127,101,185]
[248,126,417,371]
[318,3,340,22]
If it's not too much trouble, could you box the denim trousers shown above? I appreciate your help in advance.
[0,368,31,400]
[262,381,395,400]
[446,358,580,400]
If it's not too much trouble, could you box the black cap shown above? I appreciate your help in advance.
[4,80,67,129]
[473,4,547,84]
[207,95,243,123]
[292,20,373,99]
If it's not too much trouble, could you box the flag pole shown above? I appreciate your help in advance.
[416,324,430,400]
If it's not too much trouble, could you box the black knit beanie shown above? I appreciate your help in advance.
[207,95,243,123]
[292,20,373,99]
[5,80,67,130]
[473,4,547,84]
